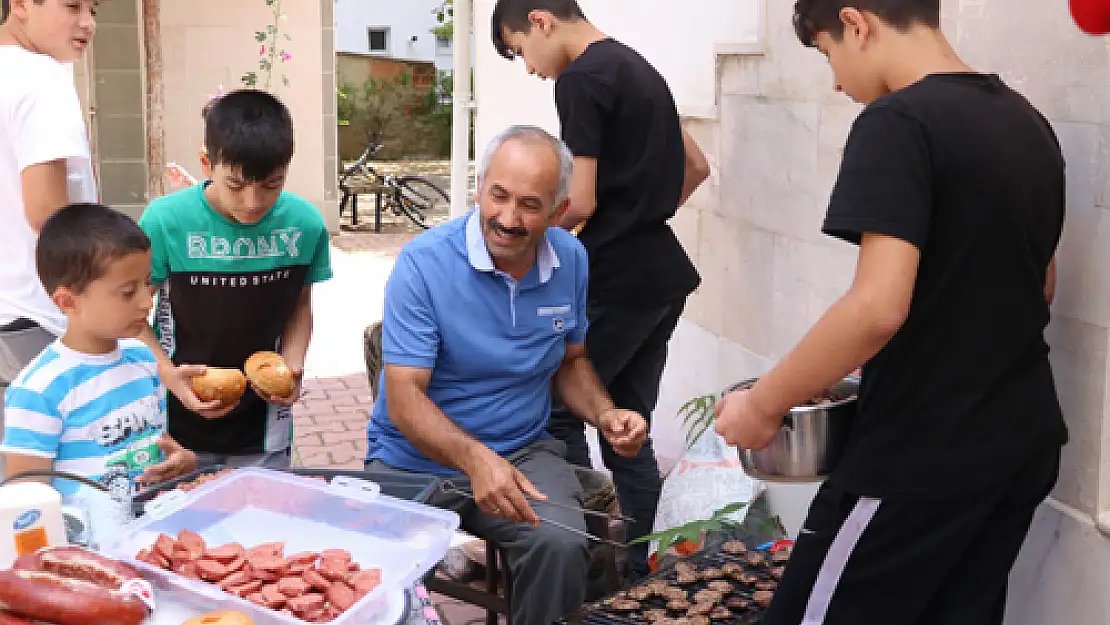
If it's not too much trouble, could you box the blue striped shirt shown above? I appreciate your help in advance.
[0,339,167,498]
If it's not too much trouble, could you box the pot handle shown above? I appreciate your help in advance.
[781,414,795,431]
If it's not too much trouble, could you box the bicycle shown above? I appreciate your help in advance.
[338,142,450,231]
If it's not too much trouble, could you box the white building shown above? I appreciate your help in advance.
[467,0,1110,623]
[334,0,455,72]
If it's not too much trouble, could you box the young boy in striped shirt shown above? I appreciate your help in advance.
[0,203,196,503]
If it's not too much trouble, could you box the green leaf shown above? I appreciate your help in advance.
[711,502,749,519]
[255,32,267,42]
[267,24,277,34]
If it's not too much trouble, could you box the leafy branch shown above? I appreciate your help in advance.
[242,0,292,91]
[431,0,454,39]
[631,502,748,558]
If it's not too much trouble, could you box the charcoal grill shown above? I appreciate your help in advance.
[559,542,788,625]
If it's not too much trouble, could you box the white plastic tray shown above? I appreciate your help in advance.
[102,468,459,625]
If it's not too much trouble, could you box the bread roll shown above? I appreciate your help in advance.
[182,611,255,625]
[190,367,247,406]
[244,351,296,399]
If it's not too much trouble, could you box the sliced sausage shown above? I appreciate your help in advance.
[153,534,176,560]
[319,549,351,564]
[204,544,245,563]
[260,584,287,609]
[217,570,252,591]
[288,552,320,566]
[195,559,228,582]
[317,559,349,582]
[176,530,206,559]
[246,542,285,558]
[350,569,382,595]
[303,569,331,592]
[286,593,326,615]
[173,561,200,581]
[277,577,308,597]
[326,582,357,611]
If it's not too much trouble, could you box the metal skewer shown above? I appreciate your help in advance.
[439,480,630,548]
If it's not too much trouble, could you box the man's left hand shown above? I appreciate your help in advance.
[137,436,198,487]
[599,408,648,457]
[714,389,783,450]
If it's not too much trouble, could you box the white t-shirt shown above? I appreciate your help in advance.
[0,46,98,335]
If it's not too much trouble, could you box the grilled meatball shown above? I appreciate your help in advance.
[721,541,748,555]
[753,590,774,609]
[709,607,733,620]
[707,580,734,594]
[725,597,750,611]
[756,580,777,591]
[611,599,642,612]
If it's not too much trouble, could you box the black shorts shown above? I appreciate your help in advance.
[762,446,1060,625]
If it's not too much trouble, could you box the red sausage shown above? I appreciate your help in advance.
[204,543,245,563]
[260,584,287,609]
[154,534,176,560]
[176,530,206,559]
[286,592,325,615]
[350,568,382,595]
[231,580,263,598]
[34,546,142,590]
[303,568,331,591]
[317,559,349,582]
[0,612,38,625]
[0,570,148,625]
[288,551,320,566]
[277,576,308,597]
[326,581,358,611]
[217,570,252,591]
[195,559,229,582]
[319,549,351,564]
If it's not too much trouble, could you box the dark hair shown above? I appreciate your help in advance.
[36,203,151,295]
[491,0,586,60]
[203,89,294,182]
[793,0,940,46]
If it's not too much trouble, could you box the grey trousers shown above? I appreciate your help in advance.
[193,448,292,470]
[369,438,590,625]
[0,323,57,477]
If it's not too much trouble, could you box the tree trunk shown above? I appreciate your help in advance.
[141,0,165,201]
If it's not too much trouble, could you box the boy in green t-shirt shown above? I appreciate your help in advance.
[138,89,333,469]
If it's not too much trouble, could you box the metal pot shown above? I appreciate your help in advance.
[722,376,859,483]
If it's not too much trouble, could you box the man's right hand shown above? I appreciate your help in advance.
[159,363,237,419]
[468,449,547,526]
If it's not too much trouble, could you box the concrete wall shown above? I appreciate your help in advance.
[471,0,763,161]
[335,0,455,72]
[159,0,339,231]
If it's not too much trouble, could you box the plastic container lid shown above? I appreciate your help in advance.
[102,468,460,625]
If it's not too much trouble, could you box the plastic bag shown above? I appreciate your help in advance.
[648,424,764,570]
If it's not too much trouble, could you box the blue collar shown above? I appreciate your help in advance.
[465,210,559,283]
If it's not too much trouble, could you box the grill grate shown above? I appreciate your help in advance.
[560,544,787,625]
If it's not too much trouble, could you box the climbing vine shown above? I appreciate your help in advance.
[242,0,292,91]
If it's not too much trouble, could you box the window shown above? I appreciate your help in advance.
[436,35,451,49]
[368,27,389,53]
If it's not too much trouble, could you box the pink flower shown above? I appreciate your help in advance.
[260,45,266,56]
[281,51,292,62]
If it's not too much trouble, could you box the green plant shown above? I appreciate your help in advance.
[631,502,749,558]
[678,393,718,451]
[242,0,292,91]
[431,0,454,39]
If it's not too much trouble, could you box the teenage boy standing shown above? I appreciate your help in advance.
[715,2,1066,624]
[0,0,99,474]
[493,0,710,580]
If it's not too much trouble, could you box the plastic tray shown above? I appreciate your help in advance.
[133,466,440,510]
[103,468,460,625]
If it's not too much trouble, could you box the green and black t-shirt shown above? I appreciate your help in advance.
[139,183,333,455]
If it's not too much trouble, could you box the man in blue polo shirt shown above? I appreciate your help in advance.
[365,125,648,624]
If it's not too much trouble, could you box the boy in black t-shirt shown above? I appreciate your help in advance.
[714,1,1067,624]
[492,0,711,581]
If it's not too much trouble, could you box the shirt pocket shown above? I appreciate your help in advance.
[531,304,577,337]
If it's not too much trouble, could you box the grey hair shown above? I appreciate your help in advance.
[479,125,574,207]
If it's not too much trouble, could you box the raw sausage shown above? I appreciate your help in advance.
[0,569,148,625]
[350,569,382,595]
[319,549,350,564]
[204,544,245,563]
[303,569,330,592]
[326,582,357,611]
[288,551,320,566]
[176,530,206,559]
[277,577,308,597]
[195,559,229,582]
[26,546,143,590]
[286,593,325,615]
[154,534,176,560]
[317,559,349,582]
[217,570,252,591]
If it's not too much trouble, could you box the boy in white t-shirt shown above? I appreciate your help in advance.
[0,0,98,474]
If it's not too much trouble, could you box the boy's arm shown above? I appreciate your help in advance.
[679,128,710,208]
[21,162,71,232]
[554,72,612,232]
[2,387,63,482]
[560,157,598,231]
[716,106,930,449]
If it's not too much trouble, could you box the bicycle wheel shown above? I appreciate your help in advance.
[396,176,450,228]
